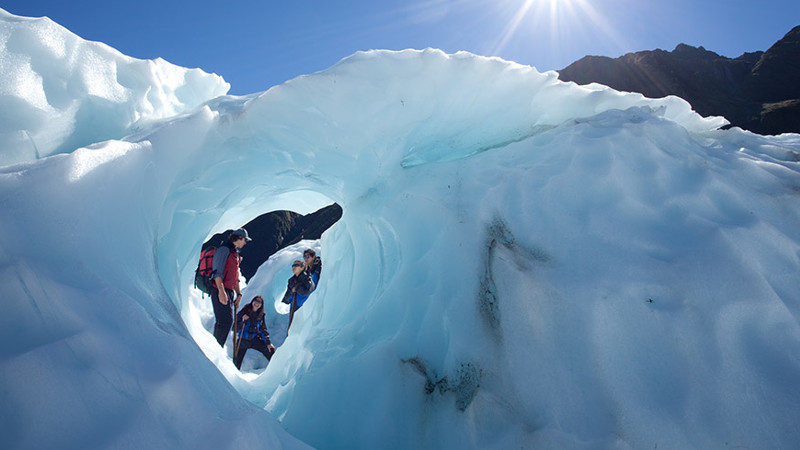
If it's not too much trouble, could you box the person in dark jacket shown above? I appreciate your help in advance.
[303,248,322,290]
[282,259,315,331]
[211,228,251,347]
[233,296,275,370]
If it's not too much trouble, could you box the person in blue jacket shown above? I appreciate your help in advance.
[303,248,322,289]
[282,260,315,331]
[233,296,275,370]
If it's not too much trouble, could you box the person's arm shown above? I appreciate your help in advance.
[212,246,231,304]
[214,277,227,305]
[296,274,315,296]
[259,319,270,343]
[234,285,242,308]
[281,281,293,303]
[308,258,321,287]
[234,251,242,307]
[236,309,246,329]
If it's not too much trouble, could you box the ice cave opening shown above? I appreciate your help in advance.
[186,203,341,373]
[156,186,353,388]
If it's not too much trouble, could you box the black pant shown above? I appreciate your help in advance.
[234,338,274,369]
[211,288,234,347]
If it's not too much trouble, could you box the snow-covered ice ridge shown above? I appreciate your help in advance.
[0,8,229,167]
[2,8,800,450]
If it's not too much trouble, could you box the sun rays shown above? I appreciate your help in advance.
[489,0,629,65]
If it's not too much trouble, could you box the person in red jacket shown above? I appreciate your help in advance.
[210,228,251,347]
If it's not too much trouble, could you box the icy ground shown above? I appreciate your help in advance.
[2,8,800,450]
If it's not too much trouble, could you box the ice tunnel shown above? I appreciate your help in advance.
[3,11,800,449]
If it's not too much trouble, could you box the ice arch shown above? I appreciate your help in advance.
[90,49,800,450]
[3,42,800,450]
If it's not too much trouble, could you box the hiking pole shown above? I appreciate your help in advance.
[232,298,239,360]
[234,324,244,363]
[287,293,297,338]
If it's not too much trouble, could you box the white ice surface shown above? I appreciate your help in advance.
[0,8,229,167]
[2,10,800,450]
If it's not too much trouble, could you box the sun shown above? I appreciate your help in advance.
[491,0,575,53]
[490,0,625,63]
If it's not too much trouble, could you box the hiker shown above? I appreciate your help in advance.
[233,296,275,370]
[211,228,251,347]
[303,248,322,290]
[282,259,315,331]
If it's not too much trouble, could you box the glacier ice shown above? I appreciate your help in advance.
[0,8,229,167]
[2,8,800,450]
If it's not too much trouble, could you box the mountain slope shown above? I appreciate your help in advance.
[559,25,800,135]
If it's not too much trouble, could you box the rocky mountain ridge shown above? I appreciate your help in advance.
[558,25,800,135]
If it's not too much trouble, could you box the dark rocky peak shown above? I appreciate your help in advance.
[735,51,764,65]
[672,43,722,59]
[559,43,751,104]
[558,24,800,134]
[204,203,342,281]
[746,25,800,102]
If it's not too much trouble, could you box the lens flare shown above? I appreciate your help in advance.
[491,0,628,62]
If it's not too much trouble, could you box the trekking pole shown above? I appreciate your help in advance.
[232,299,239,359]
[234,324,244,363]
[287,293,297,338]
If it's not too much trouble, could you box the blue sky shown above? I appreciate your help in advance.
[3,0,798,95]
